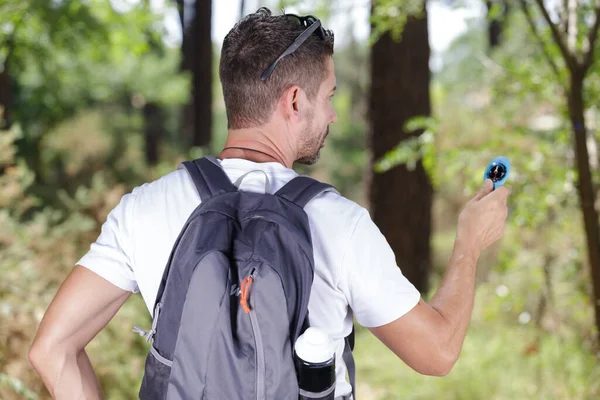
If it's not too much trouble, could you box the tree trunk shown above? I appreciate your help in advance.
[143,103,163,165]
[368,4,433,293]
[179,0,212,148]
[569,72,600,338]
[142,0,165,165]
[0,36,14,130]
[0,65,10,175]
[485,0,509,49]
[0,69,11,130]
[178,0,194,146]
[191,0,212,148]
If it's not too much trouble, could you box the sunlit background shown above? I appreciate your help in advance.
[2,0,600,398]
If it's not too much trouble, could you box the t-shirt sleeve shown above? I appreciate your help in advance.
[76,189,139,292]
[340,209,421,328]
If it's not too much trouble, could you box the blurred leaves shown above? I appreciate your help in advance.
[0,2,187,397]
[370,0,424,43]
[374,116,438,185]
[1,0,188,195]
[0,373,37,400]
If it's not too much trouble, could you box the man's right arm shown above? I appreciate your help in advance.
[368,179,510,376]
[29,265,131,399]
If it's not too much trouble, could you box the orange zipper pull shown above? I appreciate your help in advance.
[240,276,254,313]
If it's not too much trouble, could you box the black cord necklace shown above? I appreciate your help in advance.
[222,146,281,163]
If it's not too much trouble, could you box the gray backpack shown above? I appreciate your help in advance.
[134,156,355,400]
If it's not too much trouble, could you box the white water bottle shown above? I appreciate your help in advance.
[294,327,336,400]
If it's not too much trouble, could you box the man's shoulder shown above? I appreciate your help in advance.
[131,167,199,218]
[304,188,368,230]
[131,163,367,226]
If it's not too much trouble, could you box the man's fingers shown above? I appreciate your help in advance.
[488,185,511,203]
[474,179,494,201]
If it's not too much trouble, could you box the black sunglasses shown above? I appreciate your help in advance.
[260,14,327,81]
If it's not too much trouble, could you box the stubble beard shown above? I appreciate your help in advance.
[296,125,329,166]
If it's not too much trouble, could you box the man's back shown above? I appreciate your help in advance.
[79,157,420,396]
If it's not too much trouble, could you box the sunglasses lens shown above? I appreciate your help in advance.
[285,14,320,30]
[286,15,302,25]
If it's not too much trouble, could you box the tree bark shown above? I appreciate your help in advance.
[143,103,163,165]
[178,0,212,148]
[0,69,11,130]
[191,0,212,148]
[368,4,433,293]
[142,0,165,165]
[568,71,600,337]
[0,36,14,130]
[178,0,194,145]
[485,0,510,49]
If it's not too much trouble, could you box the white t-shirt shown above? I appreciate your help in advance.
[78,158,420,397]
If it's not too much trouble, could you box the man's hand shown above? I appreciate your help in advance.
[456,179,510,253]
[370,179,510,376]
[29,266,131,399]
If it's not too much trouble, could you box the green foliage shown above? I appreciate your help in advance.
[0,111,155,400]
[4,0,153,127]
[370,0,424,43]
[374,116,438,187]
[0,373,37,400]
[321,87,368,202]
[368,4,600,398]
[354,316,600,399]
[1,0,189,198]
[0,3,187,397]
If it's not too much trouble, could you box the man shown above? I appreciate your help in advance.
[29,7,510,399]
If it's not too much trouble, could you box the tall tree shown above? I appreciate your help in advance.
[177,0,213,148]
[0,12,26,131]
[142,0,166,165]
[369,1,433,293]
[518,0,600,338]
[192,0,212,148]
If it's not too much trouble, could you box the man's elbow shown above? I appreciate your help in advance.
[426,358,456,377]
[410,348,458,377]
[29,337,52,372]
[29,334,67,378]
[426,349,458,376]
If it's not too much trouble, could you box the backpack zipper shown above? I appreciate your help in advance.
[240,268,265,400]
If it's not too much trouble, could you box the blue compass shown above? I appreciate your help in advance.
[484,156,510,189]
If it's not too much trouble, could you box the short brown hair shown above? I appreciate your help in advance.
[220,8,334,129]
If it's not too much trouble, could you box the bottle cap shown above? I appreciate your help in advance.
[294,327,335,364]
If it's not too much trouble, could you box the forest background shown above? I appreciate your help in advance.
[2,0,600,398]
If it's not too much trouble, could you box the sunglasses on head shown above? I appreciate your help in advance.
[260,13,327,81]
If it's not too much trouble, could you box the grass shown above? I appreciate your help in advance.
[353,313,600,400]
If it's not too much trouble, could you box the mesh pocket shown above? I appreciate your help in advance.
[139,345,172,399]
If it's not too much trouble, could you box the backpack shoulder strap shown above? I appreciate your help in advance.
[275,176,338,208]
[181,156,237,200]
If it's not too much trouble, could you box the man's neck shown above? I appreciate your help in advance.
[219,128,295,168]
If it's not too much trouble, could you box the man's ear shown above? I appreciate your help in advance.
[281,85,303,122]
